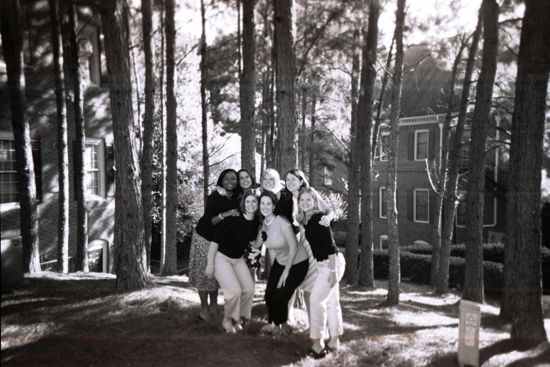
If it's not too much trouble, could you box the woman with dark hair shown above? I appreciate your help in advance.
[237,169,257,192]
[253,190,309,334]
[205,190,261,333]
[189,169,240,322]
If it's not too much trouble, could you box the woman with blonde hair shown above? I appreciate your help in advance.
[297,187,345,357]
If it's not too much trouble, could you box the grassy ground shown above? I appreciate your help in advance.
[1,272,549,367]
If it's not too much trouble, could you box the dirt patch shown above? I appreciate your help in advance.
[2,272,549,366]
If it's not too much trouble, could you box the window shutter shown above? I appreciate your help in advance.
[429,129,437,160]
[408,132,415,160]
[407,189,414,221]
[105,144,115,196]
[430,189,436,223]
[31,140,42,201]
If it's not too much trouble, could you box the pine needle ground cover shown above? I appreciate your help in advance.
[2,273,549,366]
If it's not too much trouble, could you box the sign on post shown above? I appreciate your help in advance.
[458,299,481,367]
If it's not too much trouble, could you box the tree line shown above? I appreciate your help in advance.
[1,0,548,346]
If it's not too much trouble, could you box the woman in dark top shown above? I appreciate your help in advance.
[189,169,240,322]
[237,169,262,276]
[297,187,346,357]
[205,190,260,333]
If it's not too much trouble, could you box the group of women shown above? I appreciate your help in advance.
[188,167,346,357]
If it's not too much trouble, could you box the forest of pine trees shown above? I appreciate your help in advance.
[1,0,548,347]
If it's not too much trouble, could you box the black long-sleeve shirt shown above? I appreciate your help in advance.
[195,190,240,241]
[278,189,299,234]
[210,214,260,259]
[303,213,339,262]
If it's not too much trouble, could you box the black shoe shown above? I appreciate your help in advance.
[307,348,327,359]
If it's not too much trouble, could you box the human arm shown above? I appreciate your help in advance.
[277,221,299,288]
[327,253,338,287]
[205,242,219,278]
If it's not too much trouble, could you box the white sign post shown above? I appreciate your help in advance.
[458,299,481,367]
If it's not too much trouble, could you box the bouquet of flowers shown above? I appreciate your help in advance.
[244,244,262,269]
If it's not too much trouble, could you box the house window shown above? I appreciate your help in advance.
[456,191,497,228]
[380,235,388,249]
[84,140,105,198]
[0,140,17,204]
[414,130,429,161]
[413,188,430,223]
[323,166,333,186]
[379,186,387,218]
[0,137,42,205]
[379,132,390,161]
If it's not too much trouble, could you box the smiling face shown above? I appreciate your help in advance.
[285,173,302,193]
[299,192,316,213]
[239,171,253,190]
[222,171,238,191]
[244,195,258,215]
[260,195,275,217]
[262,172,277,191]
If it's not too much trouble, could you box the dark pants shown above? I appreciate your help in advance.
[265,259,309,325]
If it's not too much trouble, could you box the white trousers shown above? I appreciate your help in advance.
[309,252,345,340]
[214,252,254,322]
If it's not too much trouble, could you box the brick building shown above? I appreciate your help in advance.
[372,113,506,248]
[1,2,114,272]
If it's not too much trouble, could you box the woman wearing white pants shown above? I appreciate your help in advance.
[206,190,261,333]
[297,188,346,358]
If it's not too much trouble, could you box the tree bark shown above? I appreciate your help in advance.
[502,0,549,346]
[344,28,361,285]
[430,38,466,286]
[60,1,88,272]
[463,0,499,304]
[141,0,154,273]
[1,0,41,273]
[48,0,70,273]
[101,0,148,291]
[385,0,406,305]
[372,36,394,160]
[436,10,482,294]
[200,0,209,207]
[308,95,316,186]
[357,0,380,289]
[273,0,297,174]
[162,0,177,275]
[240,0,256,173]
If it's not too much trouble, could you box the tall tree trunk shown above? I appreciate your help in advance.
[385,0,406,305]
[101,0,148,291]
[502,0,549,346]
[308,95,316,185]
[463,0,499,304]
[240,0,256,173]
[372,36,394,159]
[273,0,297,174]
[299,88,307,169]
[141,0,154,273]
[60,1,88,272]
[162,0,177,275]
[436,9,482,294]
[430,39,466,286]
[259,4,270,173]
[159,0,167,273]
[200,0,209,207]
[344,29,361,285]
[237,0,242,77]
[357,0,380,289]
[48,0,69,273]
[1,0,41,273]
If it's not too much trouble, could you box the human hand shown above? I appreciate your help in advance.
[327,271,337,287]
[277,269,289,288]
[205,264,214,279]
[319,214,332,227]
